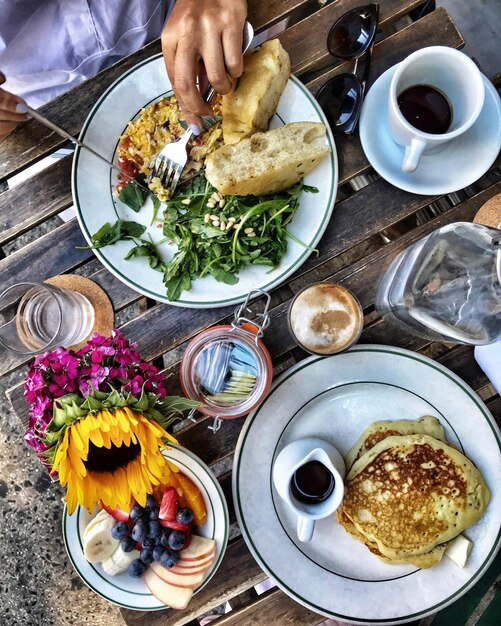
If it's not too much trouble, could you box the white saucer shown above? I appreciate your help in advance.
[359,65,501,195]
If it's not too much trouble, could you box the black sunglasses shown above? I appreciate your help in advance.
[317,3,379,136]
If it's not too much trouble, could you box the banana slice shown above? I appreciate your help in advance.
[102,545,138,576]
[83,510,120,563]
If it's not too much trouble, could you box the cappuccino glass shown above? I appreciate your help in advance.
[388,46,485,173]
[288,282,363,355]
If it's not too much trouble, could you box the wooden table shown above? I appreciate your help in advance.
[1,1,499,625]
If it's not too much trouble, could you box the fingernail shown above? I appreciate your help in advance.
[189,124,202,136]
[16,102,28,114]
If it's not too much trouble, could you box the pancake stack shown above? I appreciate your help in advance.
[337,417,490,568]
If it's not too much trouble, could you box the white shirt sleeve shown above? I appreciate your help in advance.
[0,0,175,107]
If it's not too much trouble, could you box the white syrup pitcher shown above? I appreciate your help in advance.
[272,437,346,543]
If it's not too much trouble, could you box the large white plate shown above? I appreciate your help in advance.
[233,345,501,625]
[63,444,229,611]
[72,54,338,308]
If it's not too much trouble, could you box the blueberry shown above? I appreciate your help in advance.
[159,528,172,547]
[140,547,154,564]
[152,545,165,561]
[149,506,159,520]
[128,559,146,578]
[121,537,137,553]
[129,504,144,521]
[131,523,147,542]
[111,521,129,540]
[142,537,155,549]
[176,507,194,525]
[145,494,156,510]
[147,520,161,539]
[168,530,185,551]
[159,549,179,569]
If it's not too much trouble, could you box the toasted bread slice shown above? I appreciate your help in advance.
[222,39,291,145]
[205,122,330,196]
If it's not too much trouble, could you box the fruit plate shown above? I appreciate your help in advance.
[72,53,338,308]
[233,345,501,625]
[63,444,229,610]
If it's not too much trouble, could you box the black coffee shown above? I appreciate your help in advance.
[397,84,452,134]
[291,460,335,504]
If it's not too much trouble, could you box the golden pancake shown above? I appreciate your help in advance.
[341,434,490,560]
[336,509,447,568]
[345,416,446,470]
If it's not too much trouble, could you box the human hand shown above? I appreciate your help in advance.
[0,72,29,141]
[161,0,247,133]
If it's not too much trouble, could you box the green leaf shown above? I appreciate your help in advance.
[165,272,191,301]
[209,268,239,285]
[79,220,146,249]
[125,240,165,272]
[118,174,149,212]
[150,195,162,225]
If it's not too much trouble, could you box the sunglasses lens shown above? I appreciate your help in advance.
[317,74,362,132]
[328,5,377,58]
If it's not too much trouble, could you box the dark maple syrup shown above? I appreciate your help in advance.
[291,460,335,504]
[397,84,452,134]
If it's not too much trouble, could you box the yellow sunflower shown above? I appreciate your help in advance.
[51,406,177,514]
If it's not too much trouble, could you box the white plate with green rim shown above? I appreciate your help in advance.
[233,345,501,625]
[63,444,229,611]
[72,53,338,308]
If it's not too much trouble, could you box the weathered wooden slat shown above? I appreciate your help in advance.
[248,0,314,32]
[0,0,314,182]
[289,181,501,304]
[280,0,424,76]
[120,537,267,626]
[0,171,433,377]
[306,7,464,184]
[0,155,73,246]
[209,587,325,626]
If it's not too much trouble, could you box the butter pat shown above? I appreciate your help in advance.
[445,534,472,568]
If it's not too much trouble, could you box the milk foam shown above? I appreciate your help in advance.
[289,285,361,354]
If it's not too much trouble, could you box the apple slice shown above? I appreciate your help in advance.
[170,556,214,576]
[144,567,193,609]
[150,561,206,588]
[173,553,215,572]
[179,535,216,561]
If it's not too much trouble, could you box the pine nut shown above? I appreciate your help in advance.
[212,220,220,227]
[225,222,233,230]
[244,227,254,235]
[210,214,219,221]
[220,222,226,231]
[227,216,236,223]
[219,198,225,208]
[248,232,256,238]
[204,213,210,223]
[181,198,191,205]
[207,201,215,208]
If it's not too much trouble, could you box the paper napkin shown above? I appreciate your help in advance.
[474,340,501,395]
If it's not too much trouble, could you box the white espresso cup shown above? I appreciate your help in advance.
[388,46,485,173]
[272,437,345,543]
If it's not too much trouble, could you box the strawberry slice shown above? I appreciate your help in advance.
[159,519,189,531]
[159,487,178,522]
[101,502,129,522]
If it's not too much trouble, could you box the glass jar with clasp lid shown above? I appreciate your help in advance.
[180,289,273,432]
[376,222,501,344]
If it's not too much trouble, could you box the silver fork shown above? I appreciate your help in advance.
[150,20,254,197]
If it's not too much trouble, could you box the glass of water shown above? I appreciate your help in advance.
[376,222,501,345]
[0,282,95,354]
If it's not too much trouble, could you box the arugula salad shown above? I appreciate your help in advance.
[86,174,318,302]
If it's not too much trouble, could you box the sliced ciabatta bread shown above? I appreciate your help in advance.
[205,122,330,196]
[222,39,291,145]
